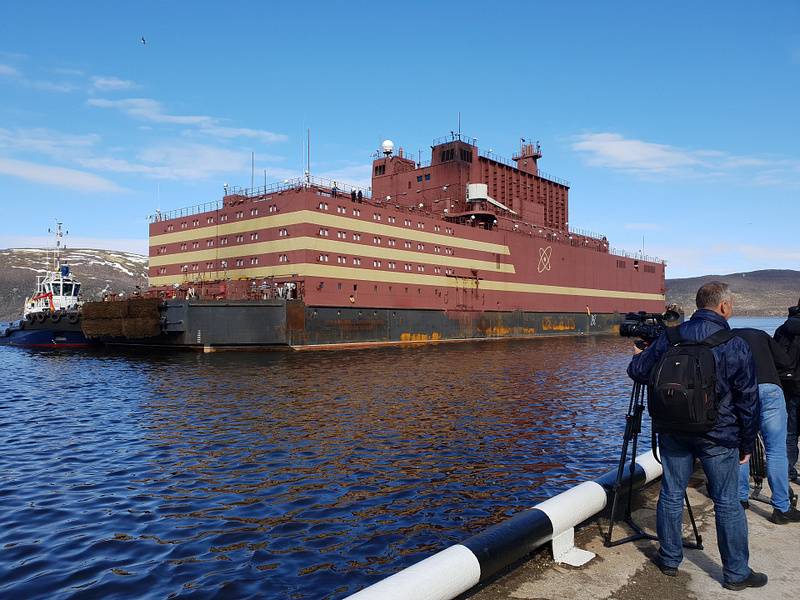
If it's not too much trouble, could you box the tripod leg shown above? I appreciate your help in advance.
[605,428,632,545]
[683,491,703,549]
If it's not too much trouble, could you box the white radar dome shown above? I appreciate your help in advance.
[381,139,394,155]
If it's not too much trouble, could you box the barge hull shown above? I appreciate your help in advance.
[89,300,622,350]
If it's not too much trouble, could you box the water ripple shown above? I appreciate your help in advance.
[1,335,653,599]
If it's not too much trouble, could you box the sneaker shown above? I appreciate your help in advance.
[770,506,800,524]
[740,500,750,510]
[652,556,678,577]
[723,570,768,591]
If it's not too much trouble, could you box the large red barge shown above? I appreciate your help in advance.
[84,134,666,349]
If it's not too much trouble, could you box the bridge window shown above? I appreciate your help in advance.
[374,164,385,176]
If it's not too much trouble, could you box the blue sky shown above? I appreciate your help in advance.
[0,1,798,278]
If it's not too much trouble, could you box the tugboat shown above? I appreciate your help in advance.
[0,223,93,348]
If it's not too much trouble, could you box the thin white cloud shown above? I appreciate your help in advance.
[88,97,288,142]
[27,79,79,93]
[88,97,211,125]
[52,67,85,77]
[91,76,137,91]
[572,132,800,186]
[0,127,101,159]
[0,157,124,192]
[0,63,78,92]
[0,126,282,182]
[76,143,262,180]
[0,63,19,77]
[199,125,288,143]
[316,163,373,189]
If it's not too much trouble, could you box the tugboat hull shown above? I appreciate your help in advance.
[0,317,93,348]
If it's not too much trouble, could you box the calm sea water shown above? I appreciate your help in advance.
[0,317,783,599]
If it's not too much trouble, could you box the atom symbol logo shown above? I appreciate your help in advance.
[538,246,552,273]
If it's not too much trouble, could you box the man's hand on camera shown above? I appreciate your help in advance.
[632,344,643,355]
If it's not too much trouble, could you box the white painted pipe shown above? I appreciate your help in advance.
[345,544,480,600]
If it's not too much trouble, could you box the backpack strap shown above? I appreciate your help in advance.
[665,326,683,346]
[703,329,734,347]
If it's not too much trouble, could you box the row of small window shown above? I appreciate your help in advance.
[164,206,278,232]
[318,254,452,274]
[317,229,454,254]
[318,202,454,235]
[415,174,431,182]
[172,257,263,273]
[167,232,260,252]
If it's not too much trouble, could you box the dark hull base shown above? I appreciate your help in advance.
[0,319,93,348]
[95,300,623,351]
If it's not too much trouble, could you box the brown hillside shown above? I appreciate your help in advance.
[666,270,800,317]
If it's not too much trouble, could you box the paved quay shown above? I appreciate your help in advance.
[468,476,799,600]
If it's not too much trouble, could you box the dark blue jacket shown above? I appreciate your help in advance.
[628,309,759,454]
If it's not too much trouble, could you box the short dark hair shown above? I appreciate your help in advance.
[696,281,731,309]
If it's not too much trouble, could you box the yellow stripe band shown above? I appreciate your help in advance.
[148,237,515,273]
[148,263,665,302]
[150,210,511,255]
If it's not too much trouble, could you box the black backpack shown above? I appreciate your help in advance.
[774,324,800,396]
[648,327,734,433]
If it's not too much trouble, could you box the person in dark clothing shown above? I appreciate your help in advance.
[357,190,363,202]
[628,281,766,590]
[734,328,800,523]
[774,302,800,482]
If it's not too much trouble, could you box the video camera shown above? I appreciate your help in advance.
[619,309,681,347]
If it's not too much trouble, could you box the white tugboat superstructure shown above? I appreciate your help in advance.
[22,222,82,317]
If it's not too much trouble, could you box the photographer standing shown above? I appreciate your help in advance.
[733,327,800,523]
[774,302,800,484]
[628,281,765,590]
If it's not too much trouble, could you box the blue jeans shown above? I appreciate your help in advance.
[657,433,750,584]
[738,383,790,511]
[787,394,799,480]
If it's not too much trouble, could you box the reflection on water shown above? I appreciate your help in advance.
[0,323,779,598]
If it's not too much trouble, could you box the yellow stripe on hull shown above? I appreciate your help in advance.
[150,210,511,255]
[148,262,665,302]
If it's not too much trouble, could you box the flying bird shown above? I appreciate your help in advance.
[140,36,147,45]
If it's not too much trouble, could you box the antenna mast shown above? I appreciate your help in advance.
[51,220,65,270]
[306,128,311,183]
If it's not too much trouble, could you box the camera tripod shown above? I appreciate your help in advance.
[604,381,703,549]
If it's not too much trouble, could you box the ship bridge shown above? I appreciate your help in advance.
[370,133,570,233]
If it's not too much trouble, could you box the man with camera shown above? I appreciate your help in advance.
[628,281,765,590]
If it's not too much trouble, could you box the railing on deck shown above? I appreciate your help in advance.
[478,150,570,187]
[149,176,371,222]
[431,132,478,147]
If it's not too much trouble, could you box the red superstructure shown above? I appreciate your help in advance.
[143,134,665,348]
